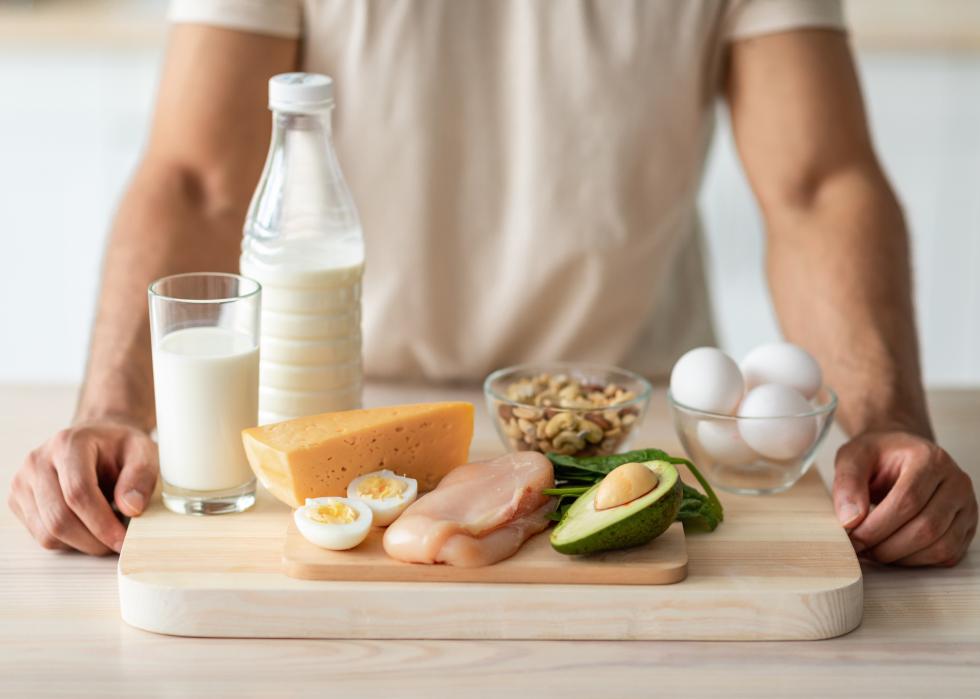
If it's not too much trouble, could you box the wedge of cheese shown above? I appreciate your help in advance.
[242,402,474,507]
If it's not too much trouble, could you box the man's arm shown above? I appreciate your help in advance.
[80,25,296,429]
[726,29,976,565]
[8,25,297,554]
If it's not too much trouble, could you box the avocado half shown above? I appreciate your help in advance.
[550,460,683,555]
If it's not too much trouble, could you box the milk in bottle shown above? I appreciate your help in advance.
[241,73,364,424]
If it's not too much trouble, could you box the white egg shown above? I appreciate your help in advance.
[737,384,817,461]
[670,347,744,415]
[696,418,759,466]
[294,497,373,550]
[346,469,418,526]
[740,342,822,399]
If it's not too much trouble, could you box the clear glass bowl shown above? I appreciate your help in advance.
[483,362,653,458]
[668,386,837,495]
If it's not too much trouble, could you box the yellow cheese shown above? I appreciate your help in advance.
[242,402,474,507]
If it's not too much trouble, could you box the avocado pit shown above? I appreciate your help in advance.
[594,461,659,511]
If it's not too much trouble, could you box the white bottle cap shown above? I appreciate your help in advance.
[269,73,334,114]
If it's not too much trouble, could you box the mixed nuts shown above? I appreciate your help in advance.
[495,372,640,456]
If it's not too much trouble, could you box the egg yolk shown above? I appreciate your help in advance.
[305,502,359,524]
[356,476,407,500]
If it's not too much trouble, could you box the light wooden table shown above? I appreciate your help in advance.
[1,383,978,698]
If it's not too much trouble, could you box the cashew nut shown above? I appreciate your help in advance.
[535,419,548,440]
[513,406,540,420]
[552,430,586,454]
[544,411,577,439]
[602,410,622,428]
[558,383,581,405]
[578,419,604,445]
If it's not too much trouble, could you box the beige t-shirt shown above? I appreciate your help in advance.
[169,0,844,382]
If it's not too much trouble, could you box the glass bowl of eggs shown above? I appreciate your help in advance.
[667,344,837,495]
[484,362,653,458]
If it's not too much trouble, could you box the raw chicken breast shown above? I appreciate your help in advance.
[382,451,556,567]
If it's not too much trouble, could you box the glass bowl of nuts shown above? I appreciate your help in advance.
[483,363,653,458]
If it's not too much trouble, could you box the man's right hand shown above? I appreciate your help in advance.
[8,421,158,555]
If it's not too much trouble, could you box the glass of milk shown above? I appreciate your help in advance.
[148,273,261,515]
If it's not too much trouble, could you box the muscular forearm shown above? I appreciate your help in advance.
[724,31,976,567]
[74,27,294,430]
[726,30,932,440]
[76,164,245,430]
[765,165,932,439]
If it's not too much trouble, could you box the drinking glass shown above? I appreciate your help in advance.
[148,273,261,515]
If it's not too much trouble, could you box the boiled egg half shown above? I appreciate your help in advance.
[294,497,373,550]
[347,469,418,526]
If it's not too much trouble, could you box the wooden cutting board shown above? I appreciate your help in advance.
[283,521,688,585]
[118,463,862,640]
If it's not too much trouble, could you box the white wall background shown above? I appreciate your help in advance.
[1,33,978,386]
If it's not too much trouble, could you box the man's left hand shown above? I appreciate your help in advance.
[832,431,977,566]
